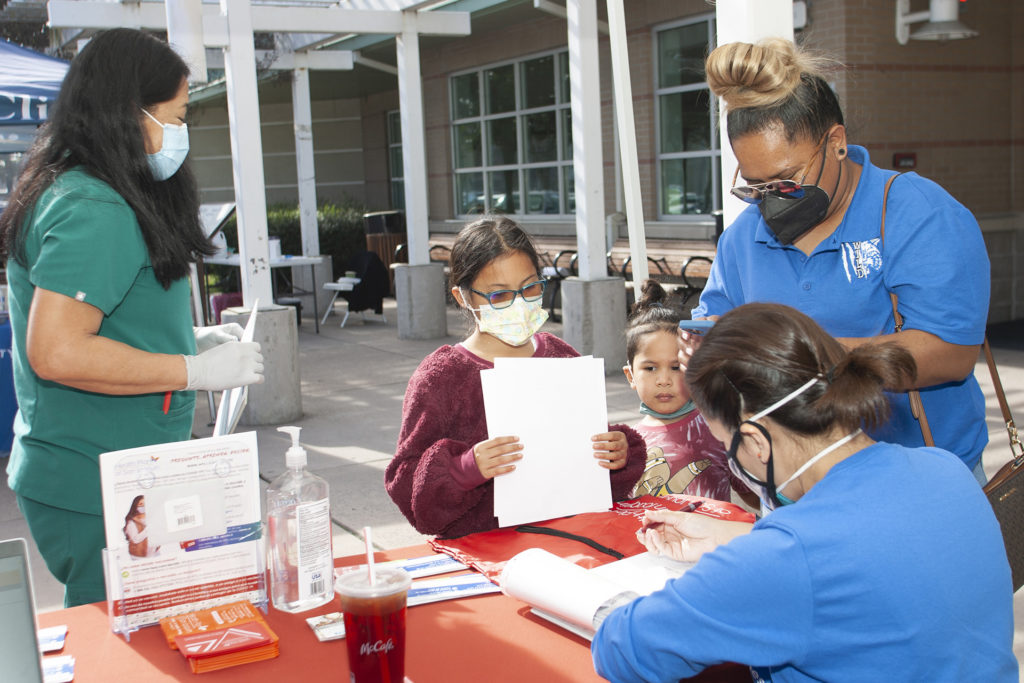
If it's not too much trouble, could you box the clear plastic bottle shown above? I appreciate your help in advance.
[266,426,334,613]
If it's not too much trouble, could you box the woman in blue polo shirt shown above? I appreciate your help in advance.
[691,38,989,479]
[0,29,264,606]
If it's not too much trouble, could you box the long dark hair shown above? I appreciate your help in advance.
[0,28,214,288]
[625,279,681,366]
[686,303,916,435]
[448,215,542,291]
[123,495,145,533]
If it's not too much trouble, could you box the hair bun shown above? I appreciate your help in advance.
[706,38,832,112]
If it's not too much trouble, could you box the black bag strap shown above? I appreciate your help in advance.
[514,525,625,560]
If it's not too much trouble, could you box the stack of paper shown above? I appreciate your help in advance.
[481,356,612,527]
[500,548,693,640]
[160,601,279,673]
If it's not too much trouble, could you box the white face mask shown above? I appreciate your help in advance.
[142,108,189,181]
[465,294,548,347]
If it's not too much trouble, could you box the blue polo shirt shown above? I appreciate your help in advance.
[693,146,989,468]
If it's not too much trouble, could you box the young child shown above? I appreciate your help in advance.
[385,216,646,538]
[624,280,750,503]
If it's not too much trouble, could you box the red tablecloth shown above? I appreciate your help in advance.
[37,544,749,682]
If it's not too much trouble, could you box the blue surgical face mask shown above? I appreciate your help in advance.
[142,108,189,181]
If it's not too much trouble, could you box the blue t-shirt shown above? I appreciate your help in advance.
[592,443,1017,682]
[693,146,989,467]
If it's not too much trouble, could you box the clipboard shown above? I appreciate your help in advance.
[212,301,258,437]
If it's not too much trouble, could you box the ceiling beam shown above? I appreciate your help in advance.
[46,1,471,41]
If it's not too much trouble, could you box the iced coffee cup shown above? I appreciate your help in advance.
[336,566,411,683]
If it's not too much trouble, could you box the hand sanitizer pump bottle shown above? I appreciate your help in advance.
[266,426,334,612]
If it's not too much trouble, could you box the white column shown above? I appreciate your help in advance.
[396,11,429,266]
[165,0,207,85]
[566,0,605,281]
[715,0,794,228]
[605,0,648,295]
[291,65,320,257]
[220,0,273,306]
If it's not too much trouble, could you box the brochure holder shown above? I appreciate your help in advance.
[98,432,268,642]
[103,540,267,642]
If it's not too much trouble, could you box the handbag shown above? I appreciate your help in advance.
[881,174,1024,590]
[979,339,1024,591]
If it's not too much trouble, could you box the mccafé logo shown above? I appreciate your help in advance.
[360,639,395,656]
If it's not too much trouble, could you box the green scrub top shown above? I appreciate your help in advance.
[5,167,196,515]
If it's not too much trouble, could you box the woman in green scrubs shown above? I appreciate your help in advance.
[0,29,264,606]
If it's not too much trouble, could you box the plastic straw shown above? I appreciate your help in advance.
[363,525,376,585]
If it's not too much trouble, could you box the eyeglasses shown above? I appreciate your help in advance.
[730,133,829,204]
[469,279,546,310]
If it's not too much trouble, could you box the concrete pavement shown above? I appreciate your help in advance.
[3,297,1024,675]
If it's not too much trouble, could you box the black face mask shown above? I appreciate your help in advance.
[759,145,842,246]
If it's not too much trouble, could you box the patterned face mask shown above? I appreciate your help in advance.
[466,294,549,347]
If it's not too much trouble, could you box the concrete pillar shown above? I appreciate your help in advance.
[394,263,447,340]
[291,255,334,321]
[561,277,627,374]
[222,304,302,425]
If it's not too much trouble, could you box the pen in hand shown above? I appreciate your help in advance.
[639,500,705,536]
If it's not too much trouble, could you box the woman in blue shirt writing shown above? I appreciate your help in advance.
[591,303,1015,683]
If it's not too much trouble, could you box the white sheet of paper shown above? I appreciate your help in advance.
[213,300,258,437]
[483,356,611,527]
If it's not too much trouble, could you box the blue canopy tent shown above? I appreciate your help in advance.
[0,38,68,155]
[0,39,66,452]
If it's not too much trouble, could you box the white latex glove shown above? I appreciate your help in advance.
[183,341,264,391]
[194,323,245,354]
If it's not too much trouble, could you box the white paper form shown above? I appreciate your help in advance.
[213,300,258,437]
[482,356,611,527]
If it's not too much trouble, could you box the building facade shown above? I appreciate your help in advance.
[188,0,1024,320]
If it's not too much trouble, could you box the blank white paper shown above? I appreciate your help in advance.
[482,356,611,527]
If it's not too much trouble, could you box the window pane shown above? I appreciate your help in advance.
[389,146,403,179]
[525,167,560,214]
[387,111,402,144]
[661,157,712,216]
[485,64,515,114]
[523,111,557,163]
[452,73,479,119]
[558,52,570,104]
[454,123,481,168]
[488,170,520,214]
[456,172,484,214]
[391,180,405,211]
[521,55,555,110]
[660,90,712,153]
[658,23,708,89]
[561,108,573,161]
[562,165,575,214]
[487,116,518,165]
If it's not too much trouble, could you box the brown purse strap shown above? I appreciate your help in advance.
[880,174,935,446]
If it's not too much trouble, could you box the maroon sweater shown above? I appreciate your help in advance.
[385,332,646,538]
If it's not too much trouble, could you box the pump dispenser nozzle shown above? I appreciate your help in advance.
[277,426,307,469]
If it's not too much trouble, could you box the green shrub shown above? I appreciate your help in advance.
[212,199,368,291]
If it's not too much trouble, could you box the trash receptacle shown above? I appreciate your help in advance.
[363,211,406,295]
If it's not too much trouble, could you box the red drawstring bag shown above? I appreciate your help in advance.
[429,494,756,583]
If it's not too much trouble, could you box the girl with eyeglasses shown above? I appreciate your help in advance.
[385,216,646,537]
[690,39,990,483]
[592,303,1016,682]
